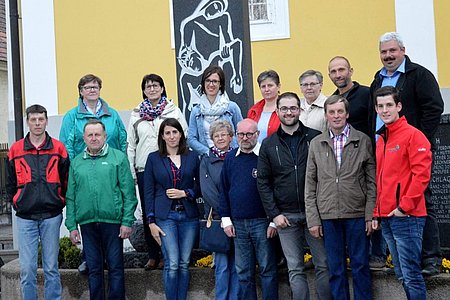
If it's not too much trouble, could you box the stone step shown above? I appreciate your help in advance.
[0,249,18,264]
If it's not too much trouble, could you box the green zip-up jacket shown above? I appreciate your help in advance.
[65,144,137,231]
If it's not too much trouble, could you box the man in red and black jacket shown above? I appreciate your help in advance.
[6,104,69,300]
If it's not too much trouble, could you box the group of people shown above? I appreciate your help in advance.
[5,31,444,300]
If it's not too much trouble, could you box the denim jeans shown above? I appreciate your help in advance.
[382,216,427,300]
[370,229,387,259]
[322,218,371,300]
[81,222,125,300]
[277,212,331,300]
[17,214,63,300]
[214,252,239,300]
[233,218,278,300]
[157,211,199,300]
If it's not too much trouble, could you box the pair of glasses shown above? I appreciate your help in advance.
[145,84,160,90]
[300,82,320,88]
[205,79,220,86]
[236,132,257,139]
[213,133,230,139]
[82,86,100,91]
[278,106,300,113]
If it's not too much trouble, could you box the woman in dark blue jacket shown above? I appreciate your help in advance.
[144,118,200,300]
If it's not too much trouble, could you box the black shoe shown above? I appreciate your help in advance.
[422,264,439,276]
[78,261,89,274]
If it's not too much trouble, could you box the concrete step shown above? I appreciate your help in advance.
[0,250,18,264]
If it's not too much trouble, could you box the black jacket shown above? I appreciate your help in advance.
[333,81,370,136]
[6,132,70,220]
[257,123,320,219]
[369,55,444,146]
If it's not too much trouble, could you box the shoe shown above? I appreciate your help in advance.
[144,259,157,271]
[78,261,89,275]
[422,264,440,276]
[277,257,287,268]
[157,258,164,270]
[369,256,386,270]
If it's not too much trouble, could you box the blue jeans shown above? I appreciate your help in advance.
[17,214,62,300]
[157,211,199,300]
[233,218,278,300]
[81,222,125,300]
[278,212,331,300]
[214,252,239,300]
[322,218,371,300]
[382,216,426,300]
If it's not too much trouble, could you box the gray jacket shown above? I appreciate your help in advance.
[305,125,376,228]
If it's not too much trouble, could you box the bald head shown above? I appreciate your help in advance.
[236,118,259,153]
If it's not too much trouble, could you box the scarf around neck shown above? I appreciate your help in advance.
[199,93,230,123]
[139,97,168,121]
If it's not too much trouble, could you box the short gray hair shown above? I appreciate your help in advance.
[299,70,323,84]
[209,119,234,140]
[379,32,405,48]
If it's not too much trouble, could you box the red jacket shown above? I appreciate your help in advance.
[374,116,431,217]
[6,132,70,220]
[247,99,280,137]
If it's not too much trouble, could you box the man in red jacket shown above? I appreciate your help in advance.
[6,104,70,300]
[372,86,431,299]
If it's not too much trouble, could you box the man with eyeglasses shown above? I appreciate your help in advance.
[299,70,328,132]
[305,95,376,300]
[219,118,278,300]
[258,92,331,300]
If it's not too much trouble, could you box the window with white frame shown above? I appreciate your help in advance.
[249,0,290,41]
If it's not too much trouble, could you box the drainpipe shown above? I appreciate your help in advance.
[9,0,23,140]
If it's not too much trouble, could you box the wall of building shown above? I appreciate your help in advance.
[8,0,450,121]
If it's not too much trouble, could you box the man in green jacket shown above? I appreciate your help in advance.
[65,119,137,300]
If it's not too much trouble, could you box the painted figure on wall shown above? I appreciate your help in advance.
[177,0,243,116]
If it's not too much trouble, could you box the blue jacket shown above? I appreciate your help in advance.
[59,98,127,160]
[144,150,200,221]
[199,149,224,219]
[188,102,242,156]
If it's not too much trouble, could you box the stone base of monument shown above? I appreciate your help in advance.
[2,258,450,299]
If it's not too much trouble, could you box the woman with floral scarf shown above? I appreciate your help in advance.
[127,74,188,270]
[188,65,243,156]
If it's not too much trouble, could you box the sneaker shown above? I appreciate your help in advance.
[78,261,89,275]
[369,256,386,270]
[422,264,440,276]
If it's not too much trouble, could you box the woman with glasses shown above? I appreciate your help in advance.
[247,70,281,143]
[298,70,328,132]
[199,119,238,300]
[188,65,243,156]
[144,118,200,300]
[60,74,127,160]
[127,74,188,271]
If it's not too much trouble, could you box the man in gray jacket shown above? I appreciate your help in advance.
[305,95,376,300]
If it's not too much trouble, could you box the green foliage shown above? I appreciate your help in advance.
[37,237,81,269]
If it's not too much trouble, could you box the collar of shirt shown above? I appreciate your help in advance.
[235,142,261,157]
[380,57,406,78]
[82,99,103,117]
[83,143,109,159]
[329,123,351,140]
[279,124,302,139]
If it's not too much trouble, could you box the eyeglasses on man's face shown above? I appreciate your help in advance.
[205,79,220,86]
[300,82,320,88]
[278,106,300,113]
[82,86,100,91]
[236,131,257,139]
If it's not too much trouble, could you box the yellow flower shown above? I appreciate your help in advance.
[195,254,213,268]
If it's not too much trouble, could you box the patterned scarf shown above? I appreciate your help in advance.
[199,93,230,123]
[211,146,233,160]
[139,97,168,121]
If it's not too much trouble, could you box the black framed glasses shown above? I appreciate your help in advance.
[236,131,257,139]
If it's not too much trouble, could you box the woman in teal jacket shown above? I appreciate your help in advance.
[59,74,127,160]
